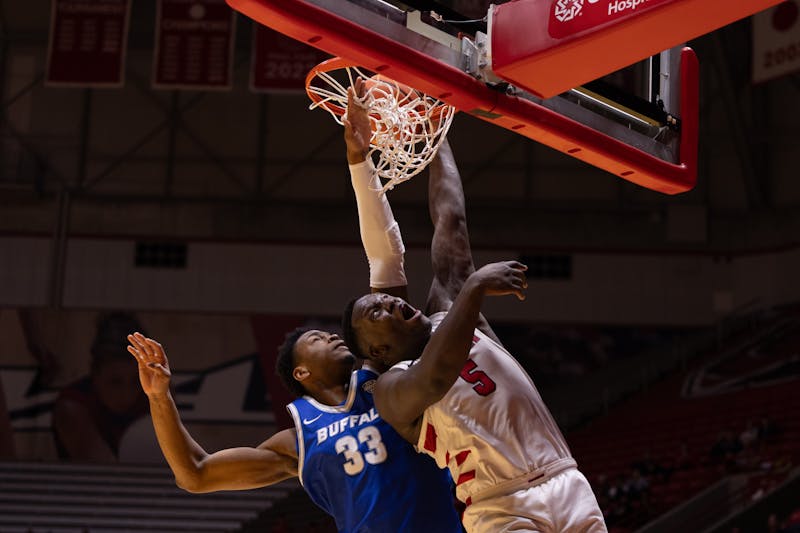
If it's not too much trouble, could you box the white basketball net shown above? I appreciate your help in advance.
[307,65,456,194]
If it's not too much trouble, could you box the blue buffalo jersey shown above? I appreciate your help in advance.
[287,368,461,533]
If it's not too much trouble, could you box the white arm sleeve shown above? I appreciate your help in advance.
[349,159,407,288]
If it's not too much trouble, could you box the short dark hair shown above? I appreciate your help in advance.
[276,327,312,398]
[342,297,367,360]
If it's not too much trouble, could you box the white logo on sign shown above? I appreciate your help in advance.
[554,0,584,22]
[303,414,323,424]
[188,4,206,20]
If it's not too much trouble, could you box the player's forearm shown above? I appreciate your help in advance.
[428,139,464,227]
[188,446,297,492]
[147,391,208,490]
[428,138,474,306]
[350,160,407,289]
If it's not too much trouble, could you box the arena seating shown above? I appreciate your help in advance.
[568,313,800,531]
[0,460,296,533]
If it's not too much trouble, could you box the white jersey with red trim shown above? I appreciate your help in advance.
[392,312,574,504]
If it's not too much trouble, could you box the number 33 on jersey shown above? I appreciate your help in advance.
[287,368,461,533]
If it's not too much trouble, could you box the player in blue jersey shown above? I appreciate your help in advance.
[126,80,462,533]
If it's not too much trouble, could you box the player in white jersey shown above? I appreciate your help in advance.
[342,139,607,532]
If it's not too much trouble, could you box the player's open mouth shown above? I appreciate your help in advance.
[400,303,419,321]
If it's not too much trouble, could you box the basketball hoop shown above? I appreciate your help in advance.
[305,57,456,194]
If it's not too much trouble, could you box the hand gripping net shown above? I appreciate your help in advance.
[306,58,456,194]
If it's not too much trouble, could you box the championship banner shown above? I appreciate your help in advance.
[45,0,131,87]
[153,0,236,90]
[250,25,329,92]
[753,1,800,83]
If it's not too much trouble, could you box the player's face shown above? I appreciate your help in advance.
[351,293,431,365]
[294,330,355,379]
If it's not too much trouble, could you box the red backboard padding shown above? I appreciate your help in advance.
[228,0,700,194]
[491,0,784,99]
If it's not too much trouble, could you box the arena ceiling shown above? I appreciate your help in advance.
[0,1,798,252]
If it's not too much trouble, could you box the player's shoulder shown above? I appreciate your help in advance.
[288,393,312,410]
[388,359,417,372]
[428,310,448,327]
[354,368,380,396]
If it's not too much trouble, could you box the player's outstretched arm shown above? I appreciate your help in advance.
[127,333,297,492]
[425,139,501,343]
[375,262,527,442]
[425,138,470,314]
[345,78,408,300]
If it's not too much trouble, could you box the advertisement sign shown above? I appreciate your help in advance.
[548,0,671,39]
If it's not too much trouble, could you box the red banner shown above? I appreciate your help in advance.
[153,0,236,90]
[45,0,131,87]
[250,25,330,92]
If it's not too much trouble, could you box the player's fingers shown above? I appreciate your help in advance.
[129,333,151,355]
[126,344,144,363]
[136,334,157,359]
[132,331,148,345]
[128,332,142,347]
[144,338,167,362]
[126,334,139,351]
[506,282,526,301]
[514,279,528,292]
[138,334,161,363]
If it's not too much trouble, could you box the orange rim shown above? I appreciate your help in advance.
[305,57,358,117]
[305,57,451,120]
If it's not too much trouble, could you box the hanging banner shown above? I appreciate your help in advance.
[153,0,236,90]
[753,1,800,83]
[250,25,329,92]
[45,0,131,87]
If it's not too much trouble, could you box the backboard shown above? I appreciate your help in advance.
[227,0,782,194]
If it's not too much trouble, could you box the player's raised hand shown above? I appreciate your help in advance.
[127,332,171,397]
[471,261,528,301]
[344,77,372,163]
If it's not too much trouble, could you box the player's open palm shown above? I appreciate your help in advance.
[473,261,528,301]
[127,332,171,397]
